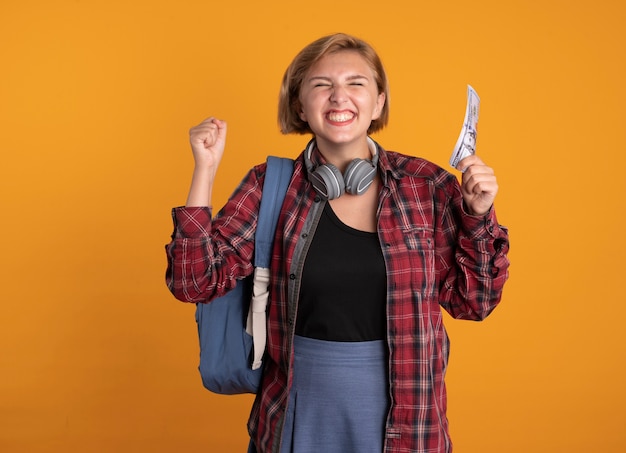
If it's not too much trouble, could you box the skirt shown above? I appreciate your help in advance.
[277,335,390,453]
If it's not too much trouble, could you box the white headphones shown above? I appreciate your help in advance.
[303,137,379,200]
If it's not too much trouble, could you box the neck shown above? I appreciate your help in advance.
[315,136,374,171]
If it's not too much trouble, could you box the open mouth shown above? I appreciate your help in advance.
[326,111,355,123]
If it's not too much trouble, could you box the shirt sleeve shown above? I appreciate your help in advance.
[436,186,510,321]
[170,206,213,239]
[164,166,264,303]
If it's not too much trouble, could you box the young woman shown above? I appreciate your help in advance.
[166,33,510,453]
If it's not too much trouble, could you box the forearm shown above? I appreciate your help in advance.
[165,206,252,304]
[438,207,510,320]
[186,164,217,207]
[166,166,264,303]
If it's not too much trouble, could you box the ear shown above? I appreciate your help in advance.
[372,92,386,120]
[294,99,307,122]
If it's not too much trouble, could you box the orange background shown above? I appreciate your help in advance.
[1,0,625,452]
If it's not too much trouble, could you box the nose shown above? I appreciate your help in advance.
[329,85,347,103]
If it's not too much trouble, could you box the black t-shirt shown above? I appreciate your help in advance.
[295,203,387,341]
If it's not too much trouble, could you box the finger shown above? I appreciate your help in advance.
[191,117,220,132]
[472,178,498,196]
[462,167,494,187]
[456,154,484,172]
[212,118,227,129]
[463,168,496,184]
[464,176,498,200]
[196,118,226,138]
[461,161,493,186]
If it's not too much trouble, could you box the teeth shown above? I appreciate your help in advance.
[328,112,354,122]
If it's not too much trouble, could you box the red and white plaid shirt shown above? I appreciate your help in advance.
[166,144,510,453]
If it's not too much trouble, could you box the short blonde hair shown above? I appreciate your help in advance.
[278,33,390,135]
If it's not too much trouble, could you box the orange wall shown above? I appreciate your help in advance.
[1,0,625,452]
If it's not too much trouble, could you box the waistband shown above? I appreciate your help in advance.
[293,334,387,363]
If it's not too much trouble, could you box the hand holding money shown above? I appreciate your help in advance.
[449,85,498,215]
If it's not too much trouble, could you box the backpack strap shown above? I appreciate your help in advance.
[254,157,294,268]
[247,156,294,370]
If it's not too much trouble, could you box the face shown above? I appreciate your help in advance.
[298,50,385,153]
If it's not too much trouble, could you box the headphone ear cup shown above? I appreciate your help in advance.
[310,164,345,200]
[344,159,376,196]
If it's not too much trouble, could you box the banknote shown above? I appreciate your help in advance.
[449,85,480,169]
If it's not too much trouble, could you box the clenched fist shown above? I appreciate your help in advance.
[457,155,498,217]
[189,117,228,170]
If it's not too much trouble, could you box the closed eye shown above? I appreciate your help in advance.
[308,77,332,88]
[346,75,369,86]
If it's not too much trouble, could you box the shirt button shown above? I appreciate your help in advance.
[314,196,321,202]
[289,274,296,280]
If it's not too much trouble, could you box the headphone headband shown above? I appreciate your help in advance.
[304,137,378,169]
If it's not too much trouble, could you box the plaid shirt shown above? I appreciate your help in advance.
[166,144,510,453]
